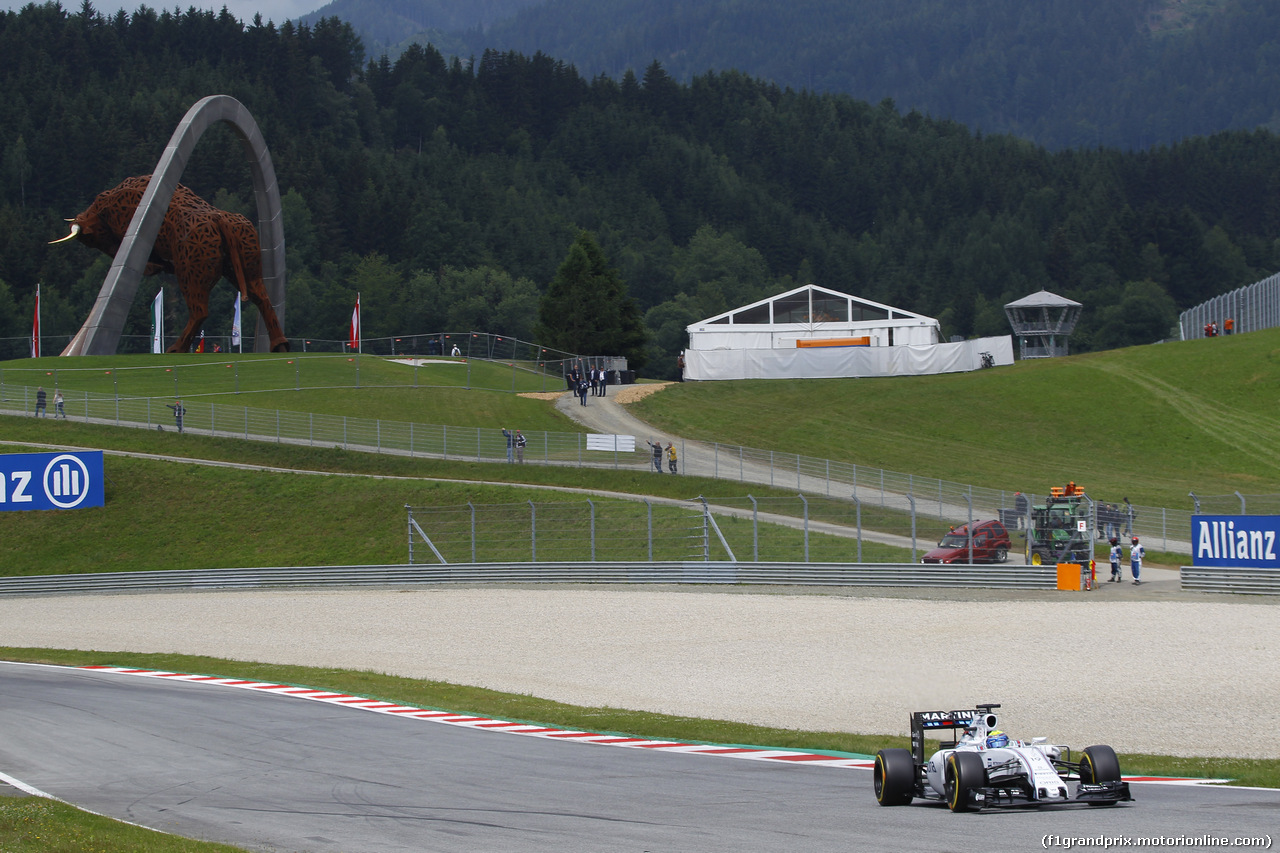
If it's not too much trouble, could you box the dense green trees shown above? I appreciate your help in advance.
[467,0,1280,151]
[535,231,648,368]
[1,3,1278,376]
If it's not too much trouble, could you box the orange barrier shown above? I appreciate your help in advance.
[795,336,870,348]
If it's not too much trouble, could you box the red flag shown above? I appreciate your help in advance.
[195,331,205,353]
[349,293,361,351]
[30,285,39,358]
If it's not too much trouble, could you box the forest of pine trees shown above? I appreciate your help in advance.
[2,3,1279,375]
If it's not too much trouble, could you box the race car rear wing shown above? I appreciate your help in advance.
[909,703,1000,765]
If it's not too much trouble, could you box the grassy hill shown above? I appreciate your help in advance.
[631,331,1280,508]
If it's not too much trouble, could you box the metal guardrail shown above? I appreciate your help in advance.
[1179,566,1280,595]
[0,562,1058,596]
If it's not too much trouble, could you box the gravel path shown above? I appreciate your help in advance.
[2,585,1277,759]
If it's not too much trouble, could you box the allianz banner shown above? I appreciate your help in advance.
[1193,515,1280,568]
[0,451,105,512]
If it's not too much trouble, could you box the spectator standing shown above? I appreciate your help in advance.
[677,351,686,382]
[450,344,461,356]
[1129,536,1145,585]
[1108,537,1122,582]
[1013,491,1029,529]
[166,399,186,433]
[502,428,515,463]
[515,430,526,463]
[1123,497,1134,536]
[53,389,65,419]
[35,386,47,417]
[666,442,678,474]
[646,439,664,472]
[1224,317,1234,335]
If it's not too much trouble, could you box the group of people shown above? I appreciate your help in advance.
[33,386,66,419]
[501,427,527,463]
[1203,317,1234,337]
[646,438,678,474]
[1095,499,1134,539]
[566,364,609,405]
[1108,535,1145,585]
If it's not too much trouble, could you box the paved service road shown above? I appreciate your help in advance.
[2,663,1274,853]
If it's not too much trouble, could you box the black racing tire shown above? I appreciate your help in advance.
[944,751,985,812]
[1080,744,1122,785]
[873,749,915,806]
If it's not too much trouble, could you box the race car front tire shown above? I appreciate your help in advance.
[1080,745,1121,784]
[873,748,915,806]
[945,751,985,812]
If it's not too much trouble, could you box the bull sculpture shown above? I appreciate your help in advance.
[51,175,289,353]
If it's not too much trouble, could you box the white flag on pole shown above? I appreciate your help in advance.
[151,290,164,354]
[231,297,242,349]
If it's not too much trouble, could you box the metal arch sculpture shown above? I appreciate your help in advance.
[57,96,287,355]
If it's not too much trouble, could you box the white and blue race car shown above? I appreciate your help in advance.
[873,703,1132,812]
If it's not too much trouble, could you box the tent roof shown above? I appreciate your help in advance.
[691,283,935,327]
[1004,289,1082,309]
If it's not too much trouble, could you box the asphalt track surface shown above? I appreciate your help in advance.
[2,663,1276,853]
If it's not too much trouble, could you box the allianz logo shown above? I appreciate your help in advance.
[1196,519,1278,561]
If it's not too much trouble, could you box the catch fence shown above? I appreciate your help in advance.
[1,379,1194,556]
[1179,271,1280,340]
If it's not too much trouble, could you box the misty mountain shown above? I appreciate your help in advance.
[332,0,1280,150]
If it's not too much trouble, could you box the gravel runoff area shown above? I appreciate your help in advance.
[2,585,1278,759]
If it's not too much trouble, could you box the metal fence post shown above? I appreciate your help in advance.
[406,505,415,565]
[799,493,809,562]
[963,493,973,563]
[748,494,758,561]
[852,494,863,563]
[647,498,653,562]
[1237,491,1247,514]
[907,493,917,562]
[469,502,476,563]
[588,499,596,562]
[529,499,537,562]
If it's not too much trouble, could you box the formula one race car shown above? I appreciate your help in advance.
[873,703,1132,812]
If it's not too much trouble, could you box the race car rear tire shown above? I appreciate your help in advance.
[873,749,915,806]
[945,751,985,812]
[1080,744,1122,786]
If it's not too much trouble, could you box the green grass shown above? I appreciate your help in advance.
[3,648,1273,788]
[2,352,563,400]
[631,331,1280,508]
[0,417,909,573]
[0,796,248,852]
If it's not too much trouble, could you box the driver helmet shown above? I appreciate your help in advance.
[985,730,1009,749]
[1109,537,1118,545]
[1132,536,1140,544]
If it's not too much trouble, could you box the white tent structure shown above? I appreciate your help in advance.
[684,284,1013,381]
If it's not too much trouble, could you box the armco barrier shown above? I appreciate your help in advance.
[1179,566,1280,595]
[0,562,1057,595]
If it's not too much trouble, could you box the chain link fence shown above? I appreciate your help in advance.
[1,378,1197,555]
[406,497,943,565]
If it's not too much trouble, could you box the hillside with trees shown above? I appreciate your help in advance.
[1,3,1278,376]
[421,0,1280,151]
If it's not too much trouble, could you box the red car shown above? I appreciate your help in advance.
[921,519,1012,564]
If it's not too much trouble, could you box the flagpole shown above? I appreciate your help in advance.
[31,282,40,359]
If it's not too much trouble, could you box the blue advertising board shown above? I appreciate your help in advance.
[0,451,105,512]
[1193,515,1280,568]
